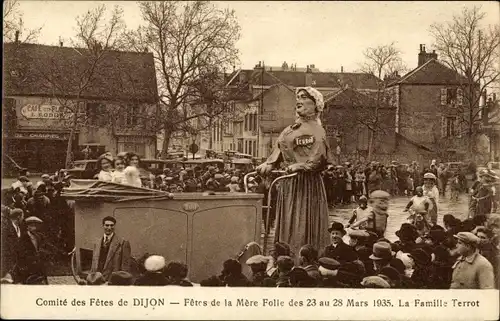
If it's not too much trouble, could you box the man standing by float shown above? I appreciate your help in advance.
[256,87,333,256]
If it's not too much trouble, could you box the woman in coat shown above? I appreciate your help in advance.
[256,87,333,256]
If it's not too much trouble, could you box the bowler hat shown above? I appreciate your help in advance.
[328,221,346,235]
[108,271,133,286]
[318,257,340,271]
[369,242,394,260]
[408,248,431,266]
[454,232,479,246]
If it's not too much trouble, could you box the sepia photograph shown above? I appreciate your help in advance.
[1,0,499,319]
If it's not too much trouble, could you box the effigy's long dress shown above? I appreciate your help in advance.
[265,119,333,256]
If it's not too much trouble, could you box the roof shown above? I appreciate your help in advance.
[3,42,158,103]
[325,87,393,110]
[226,68,381,90]
[389,59,469,86]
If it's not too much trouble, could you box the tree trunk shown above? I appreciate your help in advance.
[65,112,78,169]
[208,117,213,150]
[161,125,172,159]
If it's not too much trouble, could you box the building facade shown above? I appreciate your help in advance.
[3,42,158,173]
[388,45,476,163]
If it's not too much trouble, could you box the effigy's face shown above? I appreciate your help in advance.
[296,91,316,118]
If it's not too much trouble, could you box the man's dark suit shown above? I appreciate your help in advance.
[321,241,358,263]
[90,234,131,281]
[15,230,47,284]
[1,217,22,277]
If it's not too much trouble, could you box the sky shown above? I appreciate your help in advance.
[15,0,500,73]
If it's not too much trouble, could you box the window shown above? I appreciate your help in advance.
[125,104,139,126]
[441,116,461,138]
[446,88,457,104]
[86,102,100,126]
[446,117,456,136]
[441,87,463,106]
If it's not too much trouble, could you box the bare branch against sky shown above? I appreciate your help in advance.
[14,1,499,75]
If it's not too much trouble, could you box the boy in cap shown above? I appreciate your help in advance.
[350,190,390,238]
[164,261,193,286]
[16,216,48,284]
[275,256,295,287]
[450,232,494,289]
[346,196,373,228]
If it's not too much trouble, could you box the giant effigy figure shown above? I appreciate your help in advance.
[256,87,333,256]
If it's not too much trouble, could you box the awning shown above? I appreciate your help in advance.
[62,180,172,202]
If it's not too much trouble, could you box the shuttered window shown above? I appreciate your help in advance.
[440,116,446,138]
[441,88,447,106]
[457,88,463,106]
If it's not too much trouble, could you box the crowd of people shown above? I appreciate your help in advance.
[1,150,499,289]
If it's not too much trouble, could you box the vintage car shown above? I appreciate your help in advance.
[141,159,184,175]
[228,158,254,172]
[182,158,225,171]
[66,160,99,179]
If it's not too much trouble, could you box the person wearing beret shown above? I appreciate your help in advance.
[350,190,390,238]
[321,222,358,264]
[134,255,169,286]
[15,216,48,284]
[450,232,494,289]
[256,87,333,257]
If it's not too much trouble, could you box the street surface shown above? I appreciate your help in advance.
[46,193,470,285]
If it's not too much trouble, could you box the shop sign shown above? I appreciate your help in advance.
[20,104,73,120]
[13,132,70,140]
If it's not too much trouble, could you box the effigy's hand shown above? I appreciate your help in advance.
[256,162,273,176]
[286,163,303,174]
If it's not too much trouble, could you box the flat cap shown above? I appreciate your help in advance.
[41,174,50,179]
[318,257,340,271]
[348,229,370,239]
[361,275,391,288]
[454,232,480,246]
[423,172,437,180]
[25,216,43,224]
[246,255,270,266]
[144,255,166,272]
[108,271,133,286]
[369,190,391,199]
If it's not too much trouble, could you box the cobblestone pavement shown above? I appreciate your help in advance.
[47,193,471,285]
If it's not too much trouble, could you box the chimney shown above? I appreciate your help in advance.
[341,66,344,73]
[305,67,313,86]
[418,44,438,66]
[15,30,19,43]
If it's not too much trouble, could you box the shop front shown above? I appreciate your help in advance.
[4,130,76,174]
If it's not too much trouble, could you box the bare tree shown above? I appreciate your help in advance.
[30,5,127,167]
[3,0,42,43]
[358,43,407,160]
[124,1,241,157]
[430,6,500,157]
